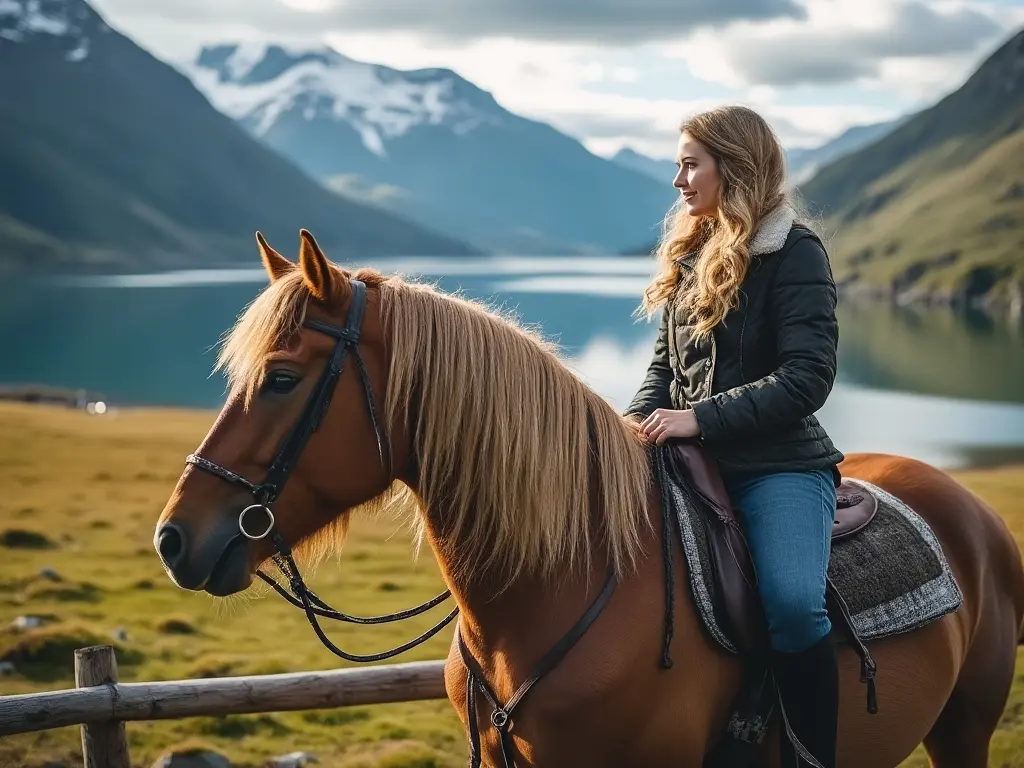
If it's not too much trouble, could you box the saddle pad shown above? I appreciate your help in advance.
[829,478,963,641]
[655,449,963,654]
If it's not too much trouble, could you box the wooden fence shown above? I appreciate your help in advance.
[0,645,448,767]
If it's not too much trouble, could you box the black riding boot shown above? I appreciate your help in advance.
[772,633,839,768]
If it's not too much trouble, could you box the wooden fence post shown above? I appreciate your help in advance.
[74,645,131,768]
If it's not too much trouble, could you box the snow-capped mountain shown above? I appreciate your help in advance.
[612,121,906,189]
[191,44,503,157]
[0,0,106,61]
[184,44,676,255]
[0,0,476,272]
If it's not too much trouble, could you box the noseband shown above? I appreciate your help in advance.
[184,279,457,662]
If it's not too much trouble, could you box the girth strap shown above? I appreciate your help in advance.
[459,570,617,768]
[826,576,878,714]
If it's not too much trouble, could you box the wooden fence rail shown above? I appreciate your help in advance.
[0,645,448,768]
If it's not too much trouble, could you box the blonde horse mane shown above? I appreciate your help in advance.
[215,266,652,587]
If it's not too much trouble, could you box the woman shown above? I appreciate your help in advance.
[624,105,843,768]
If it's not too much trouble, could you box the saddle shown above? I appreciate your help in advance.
[666,441,877,656]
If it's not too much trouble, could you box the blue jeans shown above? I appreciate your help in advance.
[724,469,837,653]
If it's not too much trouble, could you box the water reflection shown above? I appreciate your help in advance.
[491,276,653,298]
[2,260,1023,471]
[835,301,1024,404]
[565,334,1024,470]
[57,256,657,287]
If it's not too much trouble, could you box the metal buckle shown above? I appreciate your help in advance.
[239,504,275,540]
[490,709,509,730]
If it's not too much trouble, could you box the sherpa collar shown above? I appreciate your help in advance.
[749,202,796,256]
[677,202,796,267]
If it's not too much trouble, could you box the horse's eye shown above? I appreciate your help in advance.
[263,371,301,395]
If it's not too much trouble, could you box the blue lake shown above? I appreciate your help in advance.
[2,255,1023,471]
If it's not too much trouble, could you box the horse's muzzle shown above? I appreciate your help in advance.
[155,512,252,595]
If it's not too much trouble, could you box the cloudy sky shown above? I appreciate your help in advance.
[92,0,1024,158]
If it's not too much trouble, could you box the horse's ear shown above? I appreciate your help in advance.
[256,231,294,282]
[298,228,343,303]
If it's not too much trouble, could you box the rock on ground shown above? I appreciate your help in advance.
[151,748,232,768]
[264,753,319,768]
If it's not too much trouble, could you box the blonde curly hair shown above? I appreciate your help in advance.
[640,105,801,339]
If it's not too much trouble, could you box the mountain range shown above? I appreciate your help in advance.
[1,0,1019,307]
[0,0,477,273]
[610,118,903,188]
[786,119,907,184]
[611,27,1023,316]
[182,44,677,255]
[610,148,677,185]
[180,42,910,259]
[611,118,905,256]
[802,26,1024,313]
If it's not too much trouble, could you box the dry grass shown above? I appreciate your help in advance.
[0,402,461,768]
[0,402,1023,767]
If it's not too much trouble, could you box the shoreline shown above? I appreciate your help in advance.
[835,280,1024,324]
[3,399,1023,477]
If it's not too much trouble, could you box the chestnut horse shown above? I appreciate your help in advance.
[155,230,1024,767]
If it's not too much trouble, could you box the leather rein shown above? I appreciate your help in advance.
[182,279,657,766]
[185,279,457,662]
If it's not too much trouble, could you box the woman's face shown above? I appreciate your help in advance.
[673,132,720,218]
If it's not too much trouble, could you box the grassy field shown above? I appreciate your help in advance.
[1,402,1023,767]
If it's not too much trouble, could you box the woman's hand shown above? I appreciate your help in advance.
[639,408,702,444]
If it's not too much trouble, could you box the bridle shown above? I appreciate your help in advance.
[184,279,458,663]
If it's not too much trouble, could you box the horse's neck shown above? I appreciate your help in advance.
[411,459,737,748]
[441,533,613,687]
[418,480,657,690]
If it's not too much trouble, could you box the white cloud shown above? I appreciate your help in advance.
[326,0,807,45]
[279,0,334,11]
[319,29,892,157]
[871,54,986,100]
[666,0,1009,90]
[317,0,1015,156]
[92,0,807,49]
[321,32,712,157]
[565,335,661,411]
[89,0,1023,163]
[610,67,639,84]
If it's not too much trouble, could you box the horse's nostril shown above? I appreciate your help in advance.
[157,523,187,568]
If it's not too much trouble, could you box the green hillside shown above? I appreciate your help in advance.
[800,27,1024,313]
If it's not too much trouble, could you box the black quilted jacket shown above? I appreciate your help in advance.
[625,219,845,482]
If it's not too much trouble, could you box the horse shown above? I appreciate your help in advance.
[154,228,1024,767]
